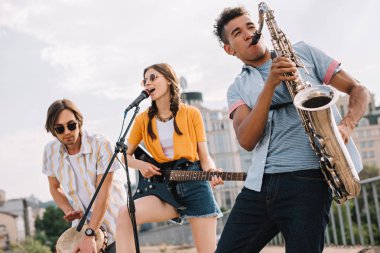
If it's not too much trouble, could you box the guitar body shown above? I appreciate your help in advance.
[133,146,186,210]
[134,171,185,210]
[133,145,246,211]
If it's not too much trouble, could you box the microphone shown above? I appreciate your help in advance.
[124,90,150,113]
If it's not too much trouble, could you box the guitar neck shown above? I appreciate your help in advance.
[161,170,246,182]
[134,146,246,182]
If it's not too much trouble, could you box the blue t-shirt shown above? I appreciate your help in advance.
[255,59,321,173]
[227,41,362,191]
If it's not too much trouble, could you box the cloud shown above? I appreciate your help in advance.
[0,0,246,101]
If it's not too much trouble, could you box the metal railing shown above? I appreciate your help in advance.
[326,176,380,246]
[139,176,380,247]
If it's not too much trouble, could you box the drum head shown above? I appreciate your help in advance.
[56,225,105,253]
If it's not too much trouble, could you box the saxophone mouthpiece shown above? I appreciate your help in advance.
[251,32,261,45]
[252,7,265,45]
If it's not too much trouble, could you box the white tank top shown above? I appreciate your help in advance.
[156,118,174,159]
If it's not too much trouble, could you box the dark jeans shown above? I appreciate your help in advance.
[216,169,332,253]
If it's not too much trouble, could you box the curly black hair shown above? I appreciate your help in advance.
[213,6,250,45]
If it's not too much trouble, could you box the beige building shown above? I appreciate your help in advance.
[0,212,19,248]
[0,191,36,246]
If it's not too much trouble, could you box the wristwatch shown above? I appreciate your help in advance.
[84,228,96,237]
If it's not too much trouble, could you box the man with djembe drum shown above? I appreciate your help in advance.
[42,99,128,253]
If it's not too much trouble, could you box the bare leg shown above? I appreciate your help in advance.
[189,217,218,253]
[116,196,179,253]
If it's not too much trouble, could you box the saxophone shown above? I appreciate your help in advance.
[252,2,360,204]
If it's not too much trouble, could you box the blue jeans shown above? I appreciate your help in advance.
[175,162,222,221]
[216,169,332,253]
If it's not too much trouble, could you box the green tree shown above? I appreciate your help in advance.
[35,205,71,251]
[359,165,379,180]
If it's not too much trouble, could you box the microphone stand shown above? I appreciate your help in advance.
[76,105,141,253]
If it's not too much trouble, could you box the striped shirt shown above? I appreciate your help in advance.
[42,130,128,243]
[227,41,362,191]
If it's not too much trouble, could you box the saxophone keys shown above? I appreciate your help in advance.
[321,156,335,169]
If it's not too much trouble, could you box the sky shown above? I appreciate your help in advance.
[1,0,379,202]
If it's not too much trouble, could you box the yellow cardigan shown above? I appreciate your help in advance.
[128,103,207,163]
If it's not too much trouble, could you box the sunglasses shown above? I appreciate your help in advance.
[54,122,78,134]
[141,73,160,87]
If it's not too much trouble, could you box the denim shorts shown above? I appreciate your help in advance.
[173,162,222,223]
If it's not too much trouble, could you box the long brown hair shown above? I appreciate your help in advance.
[144,63,183,140]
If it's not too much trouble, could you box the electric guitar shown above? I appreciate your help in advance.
[133,145,247,210]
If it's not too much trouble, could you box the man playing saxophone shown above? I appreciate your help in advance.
[213,5,370,253]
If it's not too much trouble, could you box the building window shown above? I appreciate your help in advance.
[358,118,369,127]
[362,151,375,159]
[360,141,374,148]
[357,130,364,138]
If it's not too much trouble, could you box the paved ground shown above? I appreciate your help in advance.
[3,245,379,253]
[140,245,380,253]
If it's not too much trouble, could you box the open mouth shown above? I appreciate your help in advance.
[148,88,156,94]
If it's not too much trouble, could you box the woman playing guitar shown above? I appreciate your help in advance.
[116,63,223,253]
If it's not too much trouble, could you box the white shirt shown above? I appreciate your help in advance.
[42,130,128,243]
[156,118,174,159]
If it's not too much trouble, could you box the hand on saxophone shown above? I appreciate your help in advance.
[266,57,299,88]
[337,118,356,144]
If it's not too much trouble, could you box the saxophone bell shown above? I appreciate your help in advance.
[293,85,361,203]
[293,85,339,112]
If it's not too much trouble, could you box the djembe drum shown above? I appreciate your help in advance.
[56,225,108,253]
